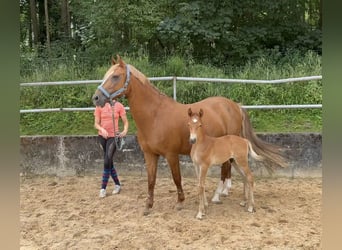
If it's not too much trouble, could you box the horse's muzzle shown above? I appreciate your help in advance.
[92,91,106,107]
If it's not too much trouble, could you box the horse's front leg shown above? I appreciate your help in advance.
[143,152,159,216]
[166,154,185,210]
[212,161,232,203]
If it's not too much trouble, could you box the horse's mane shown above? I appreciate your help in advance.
[129,65,167,97]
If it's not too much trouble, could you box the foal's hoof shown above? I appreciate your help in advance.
[196,212,205,220]
[239,201,246,207]
[247,207,256,213]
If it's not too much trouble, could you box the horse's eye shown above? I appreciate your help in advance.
[112,75,120,81]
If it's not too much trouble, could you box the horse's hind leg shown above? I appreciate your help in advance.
[221,161,232,195]
[212,161,231,203]
[166,154,185,210]
[143,152,159,215]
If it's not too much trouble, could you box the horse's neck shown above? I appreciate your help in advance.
[127,72,174,124]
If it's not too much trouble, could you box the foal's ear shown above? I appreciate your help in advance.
[199,108,203,118]
[188,107,193,117]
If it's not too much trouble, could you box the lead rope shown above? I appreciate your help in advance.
[109,99,124,151]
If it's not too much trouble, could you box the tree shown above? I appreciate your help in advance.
[20,0,322,66]
[61,0,70,39]
[156,0,322,64]
[44,0,50,51]
[29,0,39,46]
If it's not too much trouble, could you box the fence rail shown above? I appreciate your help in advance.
[20,75,322,113]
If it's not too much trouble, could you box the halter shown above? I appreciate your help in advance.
[97,64,131,101]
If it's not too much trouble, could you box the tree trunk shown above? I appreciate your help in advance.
[61,0,71,38]
[319,0,322,30]
[29,0,39,46]
[44,0,50,52]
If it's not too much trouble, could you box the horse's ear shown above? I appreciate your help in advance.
[117,54,125,67]
[111,56,117,65]
[199,108,203,118]
[188,108,192,117]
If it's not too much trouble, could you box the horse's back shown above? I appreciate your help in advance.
[191,96,242,136]
[137,96,242,156]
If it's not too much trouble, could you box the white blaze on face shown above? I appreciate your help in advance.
[190,117,199,142]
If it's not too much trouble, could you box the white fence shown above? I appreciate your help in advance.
[20,75,322,113]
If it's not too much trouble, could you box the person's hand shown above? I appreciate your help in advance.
[118,130,127,138]
[101,128,108,139]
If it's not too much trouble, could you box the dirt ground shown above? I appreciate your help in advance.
[20,174,322,249]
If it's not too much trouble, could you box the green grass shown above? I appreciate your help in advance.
[20,51,322,135]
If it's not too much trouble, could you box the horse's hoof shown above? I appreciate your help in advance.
[211,199,223,204]
[240,201,246,207]
[211,194,222,204]
[143,208,151,216]
[175,202,183,211]
[221,188,229,196]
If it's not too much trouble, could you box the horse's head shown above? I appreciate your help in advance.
[187,108,204,144]
[92,55,131,107]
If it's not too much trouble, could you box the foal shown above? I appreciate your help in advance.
[187,108,263,219]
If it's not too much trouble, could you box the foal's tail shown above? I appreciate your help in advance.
[240,107,288,174]
[247,141,264,162]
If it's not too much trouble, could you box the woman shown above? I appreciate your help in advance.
[94,100,129,198]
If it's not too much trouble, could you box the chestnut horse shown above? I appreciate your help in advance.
[188,108,264,219]
[92,55,286,215]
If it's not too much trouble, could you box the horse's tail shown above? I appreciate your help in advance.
[240,107,288,174]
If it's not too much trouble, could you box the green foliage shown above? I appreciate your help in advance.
[156,0,322,64]
[20,51,322,135]
[20,0,321,67]
[19,0,322,135]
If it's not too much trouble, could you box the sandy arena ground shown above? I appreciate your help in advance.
[20,174,322,249]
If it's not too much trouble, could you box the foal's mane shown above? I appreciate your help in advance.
[129,64,167,97]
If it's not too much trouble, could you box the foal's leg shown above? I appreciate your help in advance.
[143,152,159,215]
[235,158,255,213]
[197,165,209,220]
[231,160,249,210]
[166,154,185,210]
[244,167,255,213]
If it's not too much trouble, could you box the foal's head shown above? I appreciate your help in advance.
[187,108,204,144]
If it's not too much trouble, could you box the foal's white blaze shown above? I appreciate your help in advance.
[189,117,199,142]
[189,132,197,142]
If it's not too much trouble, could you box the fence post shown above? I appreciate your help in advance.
[173,76,177,101]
